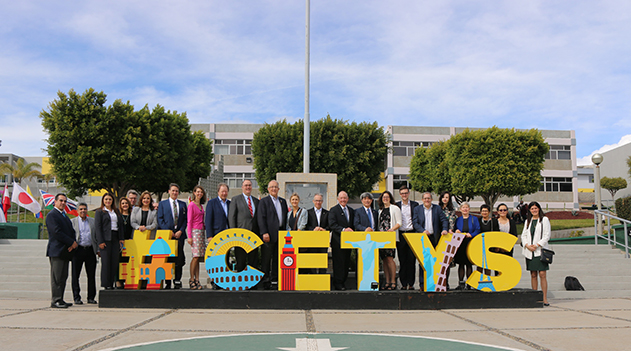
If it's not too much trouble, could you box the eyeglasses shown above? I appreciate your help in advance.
[498,209,508,212]
[58,199,67,203]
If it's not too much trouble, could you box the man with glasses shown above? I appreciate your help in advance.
[395,186,419,290]
[46,194,78,308]
[305,193,329,274]
[228,180,259,272]
[256,180,288,290]
[328,191,355,291]
[71,203,98,304]
[413,192,448,290]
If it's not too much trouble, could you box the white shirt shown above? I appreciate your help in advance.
[400,202,413,231]
[315,207,322,226]
[424,206,433,234]
[242,193,256,215]
[220,198,228,217]
[105,207,118,231]
[171,199,179,223]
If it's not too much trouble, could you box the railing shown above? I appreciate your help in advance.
[594,209,631,258]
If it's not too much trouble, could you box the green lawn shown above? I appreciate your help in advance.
[515,218,619,234]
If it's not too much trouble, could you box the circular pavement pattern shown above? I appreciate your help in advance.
[105,333,524,351]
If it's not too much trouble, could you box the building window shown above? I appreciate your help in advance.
[214,139,252,155]
[588,175,594,183]
[37,177,56,185]
[393,174,411,191]
[224,173,258,189]
[545,145,571,160]
[392,141,433,157]
[540,177,573,192]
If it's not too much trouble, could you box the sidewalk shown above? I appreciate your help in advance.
[1,297,630,351]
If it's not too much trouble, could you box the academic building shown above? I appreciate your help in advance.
[190,123,579,211]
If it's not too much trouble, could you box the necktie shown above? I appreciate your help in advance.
[173,200,178,226]
[367,208,373,229]
[343,207,348,221]
[247,196,253,217]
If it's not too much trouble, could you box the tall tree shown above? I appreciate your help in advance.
[600,176,627,212]
[40,88,213,200]
[0,158,42,184]
[252,116,388,198]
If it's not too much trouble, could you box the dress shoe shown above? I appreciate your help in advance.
[74,299,83,305]
[50,301,68,309]
[164,281,172,289]
[87,299,97,304]
[174,280,182,289]
[333,285,346,291]
[61,301,73,307]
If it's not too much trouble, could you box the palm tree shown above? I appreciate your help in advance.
[40,172,56,192]
[0,158,42,185]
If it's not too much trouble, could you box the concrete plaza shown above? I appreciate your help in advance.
[0,297,630,350]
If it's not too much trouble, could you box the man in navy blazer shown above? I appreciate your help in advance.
[157,183,188,289]
[256,180,288,290]
[413,192,449,247]
[354,192,378,231]
[205,183,230,240]
[46,193,78,308]
[395,186,419,290]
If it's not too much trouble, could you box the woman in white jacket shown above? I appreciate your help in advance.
[521,201,551,306]
[378,191,401,290]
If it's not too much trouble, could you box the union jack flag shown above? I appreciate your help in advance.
[40,190,79,216]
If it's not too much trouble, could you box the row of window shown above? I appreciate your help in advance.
[214,139,253,155]
[392,141,434,157]
[392,175,573,193]
[223,173,258,189]
[545,145,571,160]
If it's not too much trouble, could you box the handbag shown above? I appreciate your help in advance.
[540,248,555,264]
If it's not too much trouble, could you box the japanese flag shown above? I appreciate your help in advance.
[11,183,42,215]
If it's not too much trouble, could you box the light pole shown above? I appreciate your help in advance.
[303,0,310,174]
[592,153,603,236]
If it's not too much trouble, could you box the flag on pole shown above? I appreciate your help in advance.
[0,201,5,223]
[2,184,10,220]
[26,186,43,218]
[39,190,79,216]
[11,183,42,215]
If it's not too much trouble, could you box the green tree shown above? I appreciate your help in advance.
[40,88,213,200]
[601,176,627,212]
[0,158,42,184]
[627,155,631,178]
[251,116,388,198]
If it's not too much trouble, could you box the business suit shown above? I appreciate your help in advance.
[46,208,76,305]
[354,206,378,231]
[205,196,230,239]
[412,203,448,247]
[256,195,288,288]
[157,198,188,285]
[328,204,355,290]
[229,194,259,271]
[71,216,97,302]
[521,216,551,261]
[130,207,157,233]
[395,200,418,289]
[305,207,329,274]
[95,208,124,288]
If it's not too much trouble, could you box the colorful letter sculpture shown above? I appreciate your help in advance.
[278,230,331,291]
[120,230,178,289]
[341,231,396,291]
[404,232,465,292]
[466,231,522,291]
[205,228,264,291]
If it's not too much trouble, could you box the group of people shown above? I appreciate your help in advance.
[45,181,551,308]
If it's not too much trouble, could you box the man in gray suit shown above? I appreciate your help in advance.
[71,203,98,304]
[228,179,260,272]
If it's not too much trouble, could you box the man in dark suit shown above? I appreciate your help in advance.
[413,192,448,289]
[70,203,98,304]
[157,183,188,289]
[46,193,78,308]
[395,186,419,290]
[205,183,231,240]
[256,180,288,290]
[328,191,355,290]
[305,193,329,274]
[228,180,259,271]
[354,192,378,232]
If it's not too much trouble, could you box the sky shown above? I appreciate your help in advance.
[1,0,630,165]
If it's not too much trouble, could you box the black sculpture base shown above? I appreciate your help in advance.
[99,288,543,310]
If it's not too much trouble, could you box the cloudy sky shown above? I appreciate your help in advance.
[1,0,630,165]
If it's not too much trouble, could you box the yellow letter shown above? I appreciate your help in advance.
[466,231,521,291]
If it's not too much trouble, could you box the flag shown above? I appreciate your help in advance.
[39,190,79,216]
[11,183,41,215]
[2,184,10,219]
[0,202,5,223]
[26,186,43,218]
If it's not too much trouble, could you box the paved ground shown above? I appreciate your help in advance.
[1,297,630,351]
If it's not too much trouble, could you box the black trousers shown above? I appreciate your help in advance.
[49,257,70,304]
[331,233,351,288]
[100,235,120,288]
[71,246,97,301]
[234,247,259,272]
[397,233,416,288]
[260,242,278,287]
[174,237,186,281]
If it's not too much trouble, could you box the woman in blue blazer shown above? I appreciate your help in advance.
[453,202,480,290]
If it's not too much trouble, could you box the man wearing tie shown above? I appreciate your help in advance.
[328,191,355,291]
[70,203,98,304]
[157,183,188,289]
[305,193,329,274]
[256,180,288,290]
[46,193,78,308]
[228,180,259,272]
[413,192,448,289]
[354,192,378,232]
[395,186,419,290]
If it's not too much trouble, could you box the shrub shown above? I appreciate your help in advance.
[615,196,631,221]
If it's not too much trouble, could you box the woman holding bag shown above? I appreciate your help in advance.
[521,201,551,306]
